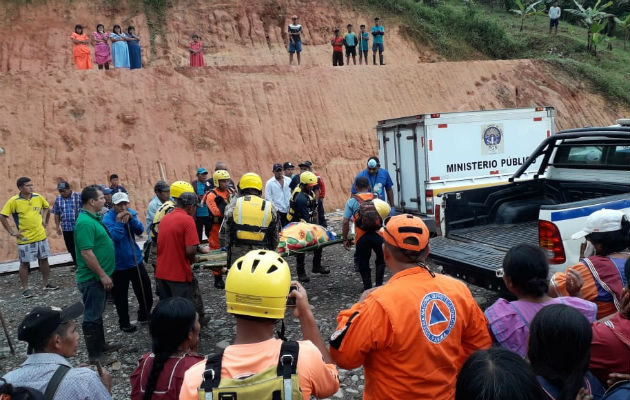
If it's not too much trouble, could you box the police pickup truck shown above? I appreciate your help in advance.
[428,124,630,290]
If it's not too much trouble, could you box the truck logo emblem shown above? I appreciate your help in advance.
[419,292,456,344]
[482,124,504,155]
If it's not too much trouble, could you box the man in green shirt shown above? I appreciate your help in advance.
[74,185,121,363]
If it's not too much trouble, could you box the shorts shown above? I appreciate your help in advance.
[550,18,559,28]
[18,239,51,263]
[345,45,357,57]
[289,41,302,53]
[372,42,384,52]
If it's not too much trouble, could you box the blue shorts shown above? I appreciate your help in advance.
[289,41,302,53]
[372,43,384,52]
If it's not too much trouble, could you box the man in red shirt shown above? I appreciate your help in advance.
[155,192,207,301]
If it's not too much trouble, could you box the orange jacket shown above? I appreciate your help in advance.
[330,267,492,400]
[205,188,233,220]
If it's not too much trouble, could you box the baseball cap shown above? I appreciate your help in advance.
[178,192,198,206]
[154,180,170,193]
[197,167,208,175]
[112,192,130,204]
[273,163,283,172]
[283,162,295,170]
[102,187,114,195]
[298,161,313,168]
[18,302,84,354]
[56,181,70,190]
[379,214,430,252]
[571,209,627,239]
[367,159,378,168]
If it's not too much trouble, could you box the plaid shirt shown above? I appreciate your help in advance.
[52,192,82,231]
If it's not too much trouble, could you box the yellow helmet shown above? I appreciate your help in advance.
[213,170,231,187]
[238,173,263,191]
[225,250,291,319]
[300,171,317,185]
[372,199,391,220]
[170,180,194,199]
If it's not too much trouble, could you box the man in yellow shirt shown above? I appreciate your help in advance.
[0,177,58,298]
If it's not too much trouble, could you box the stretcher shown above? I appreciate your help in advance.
[193,249,228,272]
[280,238,345,257]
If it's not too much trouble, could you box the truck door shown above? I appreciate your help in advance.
[397,124,423,213]
[378,127,400,207]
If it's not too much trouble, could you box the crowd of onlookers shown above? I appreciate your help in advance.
[0,157,628,399]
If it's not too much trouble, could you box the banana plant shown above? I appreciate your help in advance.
[565,0,614,51]
[590,19,609,54]
[614,14,630,49]
[511,0,545,31]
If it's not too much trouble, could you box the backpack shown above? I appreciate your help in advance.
[0,365,70,400]
[198,341,302,400]
[353,194,382,232]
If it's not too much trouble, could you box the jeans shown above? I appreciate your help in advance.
[77,279,107,326]
[354,232,386,288]
[111,263,153,327]
[62,230,77,264]
[296,249,322,272]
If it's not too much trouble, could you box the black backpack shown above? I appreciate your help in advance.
[0,365,70,400]
[353,194,382,232]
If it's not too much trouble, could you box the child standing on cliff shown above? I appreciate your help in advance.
[331,28,344,66]
[358,24,370,65]
[189,34,204,67]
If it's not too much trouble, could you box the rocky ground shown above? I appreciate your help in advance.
[0,213,498,399]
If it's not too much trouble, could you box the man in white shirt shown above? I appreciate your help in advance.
[288,15,303,65]
[265,163,291,227]
[548,2,561,35]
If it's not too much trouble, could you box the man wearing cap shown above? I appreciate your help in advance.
[74,185,121,362]
[103,192,153,333]
[288,15,302,65]
[351,156,394,207]
[98,187,114,218]
[2,302,113,399]
[156,192,209,308]
[52,181,82,267]
[191,167,213,242]
[329,214,491,399]
[284,161,296,179]
[145,180,170,238]
[549,208,630,319]
[1,177,57,299]
[265,163,292,227]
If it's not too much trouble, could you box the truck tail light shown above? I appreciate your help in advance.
[539,220,566,264]
[434,204,442,236]
[430,113,440,118]
[425,190,434,215]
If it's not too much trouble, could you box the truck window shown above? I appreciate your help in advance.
[552,143,630,169]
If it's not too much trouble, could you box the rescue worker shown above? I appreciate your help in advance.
[341,176,391,291]
[329,214,492,399]
[149,181,209,325]
[287,171,329,282]
[178,250,340,400]
[205,170,234,289]
[221,173,279,269]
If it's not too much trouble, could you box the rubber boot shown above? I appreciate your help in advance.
[373,53,377,65]
[101,324,122,354]
[296,255,310,283]
[375,263,386,286]
[214,274,225,289]
[83,322,104,363]
[359,269,372,291]
[379,54,384,65]
[312,250,330,274]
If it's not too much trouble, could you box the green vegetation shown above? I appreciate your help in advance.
[345,0,630,104]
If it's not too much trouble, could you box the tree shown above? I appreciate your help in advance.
[511,0,545,31]
[614,14,630,49]
[565,0,614,51]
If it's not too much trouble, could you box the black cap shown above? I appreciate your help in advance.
[283,162,295,170]
[272,163,283,172]
[153,180,170,193]
[18,302,84,354]
[178,192,198,206]
[298,161,313,168]
[56,181,70,190]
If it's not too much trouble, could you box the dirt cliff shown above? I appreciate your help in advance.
[0,0,625,261]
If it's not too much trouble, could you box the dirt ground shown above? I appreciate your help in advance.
[0,213,498,399]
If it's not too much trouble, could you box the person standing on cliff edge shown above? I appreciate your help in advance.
[371,17,385,65]
[288,15,303,66]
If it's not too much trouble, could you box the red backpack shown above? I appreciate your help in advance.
[353,194,382,232]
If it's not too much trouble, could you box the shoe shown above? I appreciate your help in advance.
[120,324,137,333]
[312,266,330,274]
[43,283,59,290]
[137,315,149,324]
[103,341,122,353]
[22,289,33,298]
[214,276,225,289]
[297,272,310,283]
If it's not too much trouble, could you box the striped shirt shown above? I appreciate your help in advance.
[52,192,82,231]
[2,352,112,400]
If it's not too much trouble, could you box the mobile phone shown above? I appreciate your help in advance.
[286,285,298,306]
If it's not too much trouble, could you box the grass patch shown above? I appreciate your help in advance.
[345,0,630,104]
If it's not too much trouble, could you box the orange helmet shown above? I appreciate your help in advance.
[379,214,430,252]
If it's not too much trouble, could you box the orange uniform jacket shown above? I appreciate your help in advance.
[330,267,492,400]
[205,188,233,221]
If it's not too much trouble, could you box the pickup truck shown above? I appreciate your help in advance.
[428,126,630,290]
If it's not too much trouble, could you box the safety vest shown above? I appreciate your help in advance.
[231,195,273,245]
[286,187,316,223]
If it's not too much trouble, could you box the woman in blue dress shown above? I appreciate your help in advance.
[110,24,130,68]
[126,26,142,69]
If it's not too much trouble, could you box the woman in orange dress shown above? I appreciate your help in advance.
[189,34,204,67]
[71,25,92,70]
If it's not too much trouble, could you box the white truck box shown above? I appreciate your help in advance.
[377,107,555,230]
